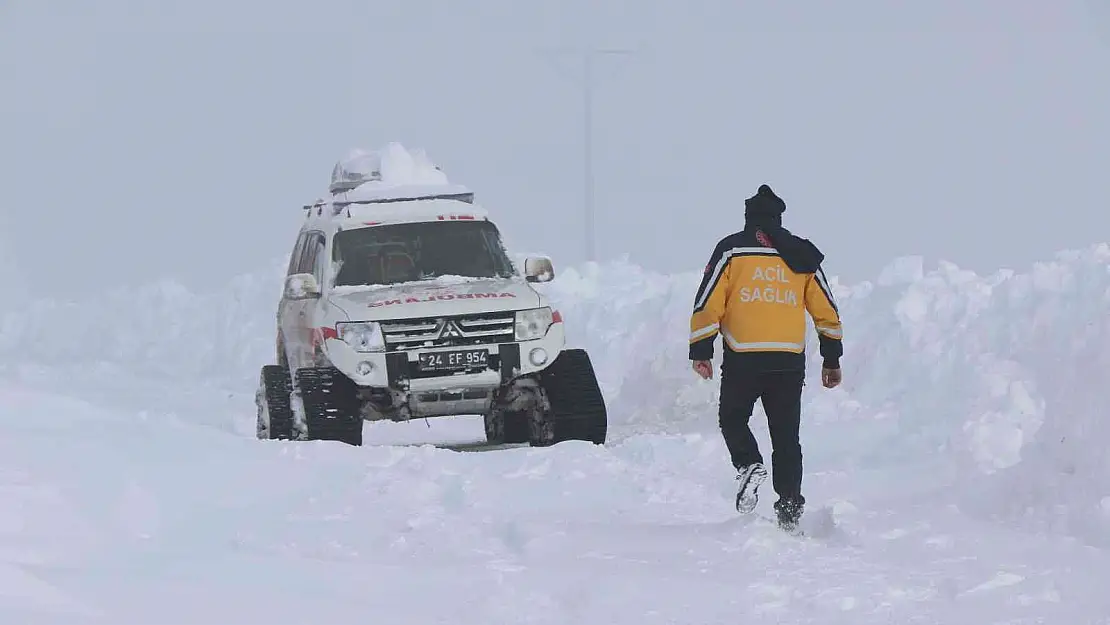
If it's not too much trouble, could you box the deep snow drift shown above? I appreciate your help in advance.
[2,244,1110,623]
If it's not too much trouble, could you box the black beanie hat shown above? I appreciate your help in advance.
[745,184,786,218]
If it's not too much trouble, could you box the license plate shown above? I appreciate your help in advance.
[418,349,489,371]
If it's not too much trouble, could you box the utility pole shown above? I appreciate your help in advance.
[539,46,635,263]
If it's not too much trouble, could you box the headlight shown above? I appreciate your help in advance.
[515,307,554,341]
[336,321,386,352]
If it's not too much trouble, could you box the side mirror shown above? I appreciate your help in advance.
[524,256,555,283]
[284,273,321,300]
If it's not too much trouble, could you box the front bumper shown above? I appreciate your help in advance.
[322,321,565,390]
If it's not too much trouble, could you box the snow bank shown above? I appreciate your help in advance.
[0,257,287,391]
[816,245,1110,547]
[2,244,1109,545]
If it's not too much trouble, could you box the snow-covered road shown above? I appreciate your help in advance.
[3,246,1110,623]
[2,381,1108,624]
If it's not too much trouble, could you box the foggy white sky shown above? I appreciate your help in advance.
[2,0,1109,298]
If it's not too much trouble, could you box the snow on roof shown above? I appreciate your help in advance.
[328,142,473,204]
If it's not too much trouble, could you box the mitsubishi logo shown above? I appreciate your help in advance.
[437,319,463,340]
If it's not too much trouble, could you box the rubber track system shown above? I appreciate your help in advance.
[295,366,364,446]
[532,348,608,446]
[485,408,531,445]
[486,382,536,445]
[259,364,295,440]
[501,412,530,445]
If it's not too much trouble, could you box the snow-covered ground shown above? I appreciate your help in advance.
[2,245,1110,624]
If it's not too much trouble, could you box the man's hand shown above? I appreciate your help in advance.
[692,360,713,380]
[821,366,842,389]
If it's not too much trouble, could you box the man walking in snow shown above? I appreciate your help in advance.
[688,184,843,530]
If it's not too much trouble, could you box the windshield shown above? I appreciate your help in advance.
[331,220,516,287]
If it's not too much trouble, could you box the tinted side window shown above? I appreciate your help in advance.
[309,235,327,285]
[295,232,318,275]
[287,233,306,276]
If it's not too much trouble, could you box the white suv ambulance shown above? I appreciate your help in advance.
[255,144,607,447]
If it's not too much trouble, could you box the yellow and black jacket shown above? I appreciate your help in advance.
[689,227,843,372]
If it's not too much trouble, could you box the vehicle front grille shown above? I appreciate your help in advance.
[380,312,516,351]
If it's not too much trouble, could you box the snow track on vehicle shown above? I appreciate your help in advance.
[2,245,1110,622]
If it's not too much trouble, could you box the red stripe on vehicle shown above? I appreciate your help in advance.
[311,326,338,348]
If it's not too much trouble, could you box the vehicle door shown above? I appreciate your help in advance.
[278,232,306,367]
[305,232,332,365]
[281,232,324,370]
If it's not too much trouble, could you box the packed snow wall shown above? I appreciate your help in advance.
[1,244,1108,543]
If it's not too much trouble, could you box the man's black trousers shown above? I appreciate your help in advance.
[718,365,806,505]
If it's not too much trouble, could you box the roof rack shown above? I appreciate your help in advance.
[329,150,382,194]
[325,143,474,208]
[305,143,476,220]
[335,184,474,206]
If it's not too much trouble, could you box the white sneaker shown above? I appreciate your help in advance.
[734,463,768,514]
